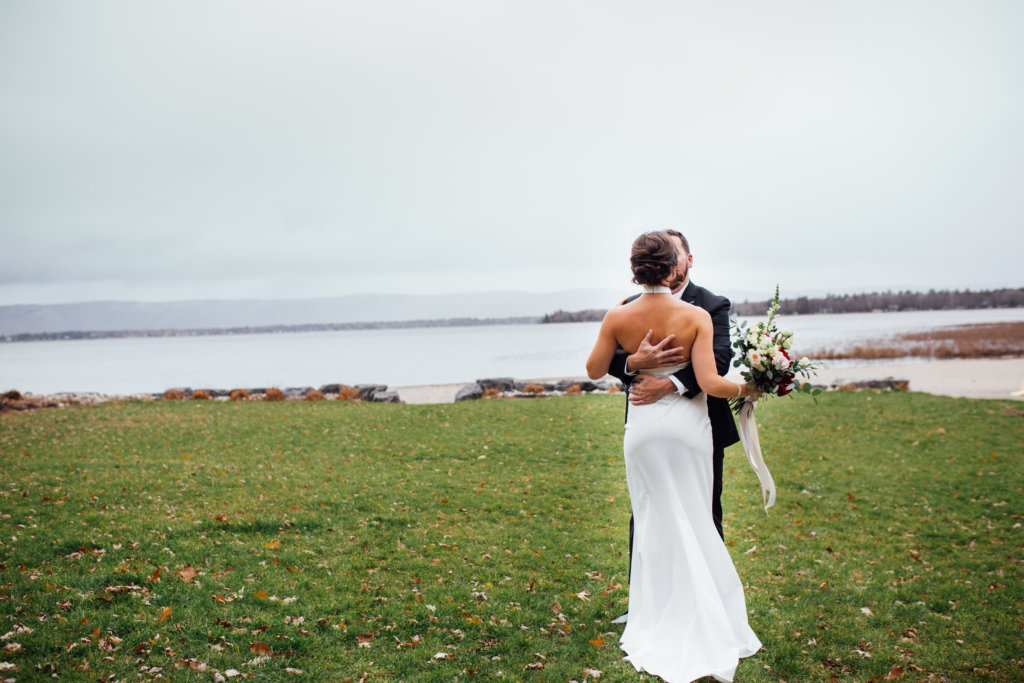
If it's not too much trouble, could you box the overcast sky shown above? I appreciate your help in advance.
[1,1,1022,306]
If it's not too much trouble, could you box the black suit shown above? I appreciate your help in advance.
[607,280,739,542]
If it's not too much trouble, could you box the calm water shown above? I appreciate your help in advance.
[3,308,1023,395]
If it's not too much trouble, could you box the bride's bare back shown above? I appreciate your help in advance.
[606,294,700,356]
[587,292,750,400]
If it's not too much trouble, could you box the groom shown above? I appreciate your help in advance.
[607,230,739,614]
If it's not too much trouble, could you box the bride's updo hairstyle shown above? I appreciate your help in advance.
[630,231,677,286]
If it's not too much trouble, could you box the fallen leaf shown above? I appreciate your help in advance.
[157,606,172,621]
[174,658,208,671]
[97,635,122,651]
[588,637,605,648]
[884,664,905,680]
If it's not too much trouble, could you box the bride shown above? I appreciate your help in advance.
[586,231,762,682]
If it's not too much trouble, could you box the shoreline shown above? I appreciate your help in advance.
[3,358,1022,409]
[393,357,1024,403]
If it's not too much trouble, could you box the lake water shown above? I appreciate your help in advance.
[3,308,1023,395]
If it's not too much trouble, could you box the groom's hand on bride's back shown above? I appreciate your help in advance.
[628,374,676,405]
[625,329,690,373]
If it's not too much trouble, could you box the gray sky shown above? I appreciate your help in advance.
[2,0,1022,306]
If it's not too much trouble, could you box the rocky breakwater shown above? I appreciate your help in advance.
[158,383,403,403]
[1,389,148,412]
[455,377,623,401]
[453,376,912,402]
[0,383,404,413]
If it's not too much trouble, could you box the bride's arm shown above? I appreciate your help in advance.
[586,312,620,380]
[692,313,755,400]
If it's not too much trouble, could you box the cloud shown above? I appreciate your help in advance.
[1,1,1022,305]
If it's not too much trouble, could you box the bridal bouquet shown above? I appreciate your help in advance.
[729,286,819,511]
[730,285,819,414]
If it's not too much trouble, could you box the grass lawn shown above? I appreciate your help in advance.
[1,391,1021,681]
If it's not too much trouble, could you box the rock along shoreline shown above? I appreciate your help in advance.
[0,374,929,413]
[0,378,628,412]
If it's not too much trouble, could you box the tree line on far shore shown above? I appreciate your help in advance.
[540,287,1024,323]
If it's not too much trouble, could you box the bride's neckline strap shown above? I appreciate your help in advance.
[641,285,672,294]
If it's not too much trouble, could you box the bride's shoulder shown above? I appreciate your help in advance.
[678,299,710,317]
[601,304,630,324]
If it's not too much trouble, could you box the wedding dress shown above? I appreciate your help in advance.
[620,362,762,682]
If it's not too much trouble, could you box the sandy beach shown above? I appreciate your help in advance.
[393,357,1024,404]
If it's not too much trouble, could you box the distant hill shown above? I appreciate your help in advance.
[0,289,624,337]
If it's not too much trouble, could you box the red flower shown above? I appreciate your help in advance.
[777,374,794,396]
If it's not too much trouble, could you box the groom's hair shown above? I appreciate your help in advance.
[662,229,690,254]
[630,232,677,286]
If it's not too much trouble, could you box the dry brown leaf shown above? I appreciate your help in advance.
[885,664,905,680]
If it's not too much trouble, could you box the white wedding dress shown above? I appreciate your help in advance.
[620,362,762,682]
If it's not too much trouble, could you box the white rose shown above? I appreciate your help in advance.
[746,349,763,369]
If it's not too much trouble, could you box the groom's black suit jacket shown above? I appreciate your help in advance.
[607,280,739,452]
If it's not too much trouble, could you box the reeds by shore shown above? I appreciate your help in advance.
[803,321,1024,360]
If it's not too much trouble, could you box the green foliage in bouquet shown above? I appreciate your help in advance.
[730,285,820,413]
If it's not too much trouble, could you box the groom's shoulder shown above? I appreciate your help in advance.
[692,283,731,311]
[619,292,641,306]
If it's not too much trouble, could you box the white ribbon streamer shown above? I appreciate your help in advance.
[737,400,776,511]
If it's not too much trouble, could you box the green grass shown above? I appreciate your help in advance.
[0,392,1021,681]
